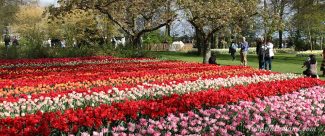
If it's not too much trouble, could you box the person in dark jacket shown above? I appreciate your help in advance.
[256,37,264,69]
[209,53,218,65]
[302,54,318,78]
[4,34,10,48]
[229,40,238,61]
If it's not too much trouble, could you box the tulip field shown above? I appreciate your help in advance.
[1,56,325,136]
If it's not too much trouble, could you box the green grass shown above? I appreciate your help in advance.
[155,51,324,77]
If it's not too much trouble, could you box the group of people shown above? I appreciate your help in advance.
[210,37,249,66]
[227,36,274,69]
[228,37,250,66]
[210,36,321,78]
[47,38,67,48]
[3,34,19,48]
[256,37,275,70]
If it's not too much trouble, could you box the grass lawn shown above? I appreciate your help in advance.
[155,51,324,78]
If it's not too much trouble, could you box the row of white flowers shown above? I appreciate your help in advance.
[0,73,300,118]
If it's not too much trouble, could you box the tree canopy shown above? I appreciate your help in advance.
[50,0,176,47]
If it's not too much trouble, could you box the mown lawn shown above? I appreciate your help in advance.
[155,51,324,77]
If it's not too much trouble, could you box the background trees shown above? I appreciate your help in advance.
[178,0,258,63]
[12,5,45,46]
[0,0,324,61]
[47,9,119,47]
[291,0,325,51]
[51,0,176,48]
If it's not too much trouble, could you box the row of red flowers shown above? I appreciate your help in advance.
[0,62,210,85]
[0,77,323,135]
[0,63,244,88]
[0,61,198,79]
[0,71,273,103]
[1,61,198,76]
[0,66,261,97]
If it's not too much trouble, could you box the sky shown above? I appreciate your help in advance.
[39,0,57,6]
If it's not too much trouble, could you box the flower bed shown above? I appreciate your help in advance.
[0,56,324,135]
[296,50,323,57]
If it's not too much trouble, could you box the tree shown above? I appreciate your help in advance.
[292,0,325,51]
[0,0,20,36]
[11,5,45,46]
[47,9,119,47]
[257,0,286,42]
[269,0,293,48]
[50,0,176,48]
[178,0,258,63]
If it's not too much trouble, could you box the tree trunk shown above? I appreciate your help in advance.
[210,33,216,49]
[195,32,203,55]
[132,35,142,49]
[313,37,317,49]
[263,0,268,39]
[320,36,324,50]
[279,30,283,48]
[166,0,171,37]
[202,39,211,64]
[308,26,312,52]
[278,0,285,49]
[166,24,171,37]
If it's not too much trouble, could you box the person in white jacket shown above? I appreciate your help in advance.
[264,37,274,70]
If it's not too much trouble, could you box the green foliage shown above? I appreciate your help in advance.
[143,31,163,45]
[0,46,103,59]
[0,43,160,59]
[290,0,325,51]
[111,45,160,58]
[143,30,173,45]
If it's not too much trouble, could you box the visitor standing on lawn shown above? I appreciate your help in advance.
[240,37,249,66]
[229,40,238,61]
[256,37,264,69]
[264,37,274,70]
[4,34,10,49]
